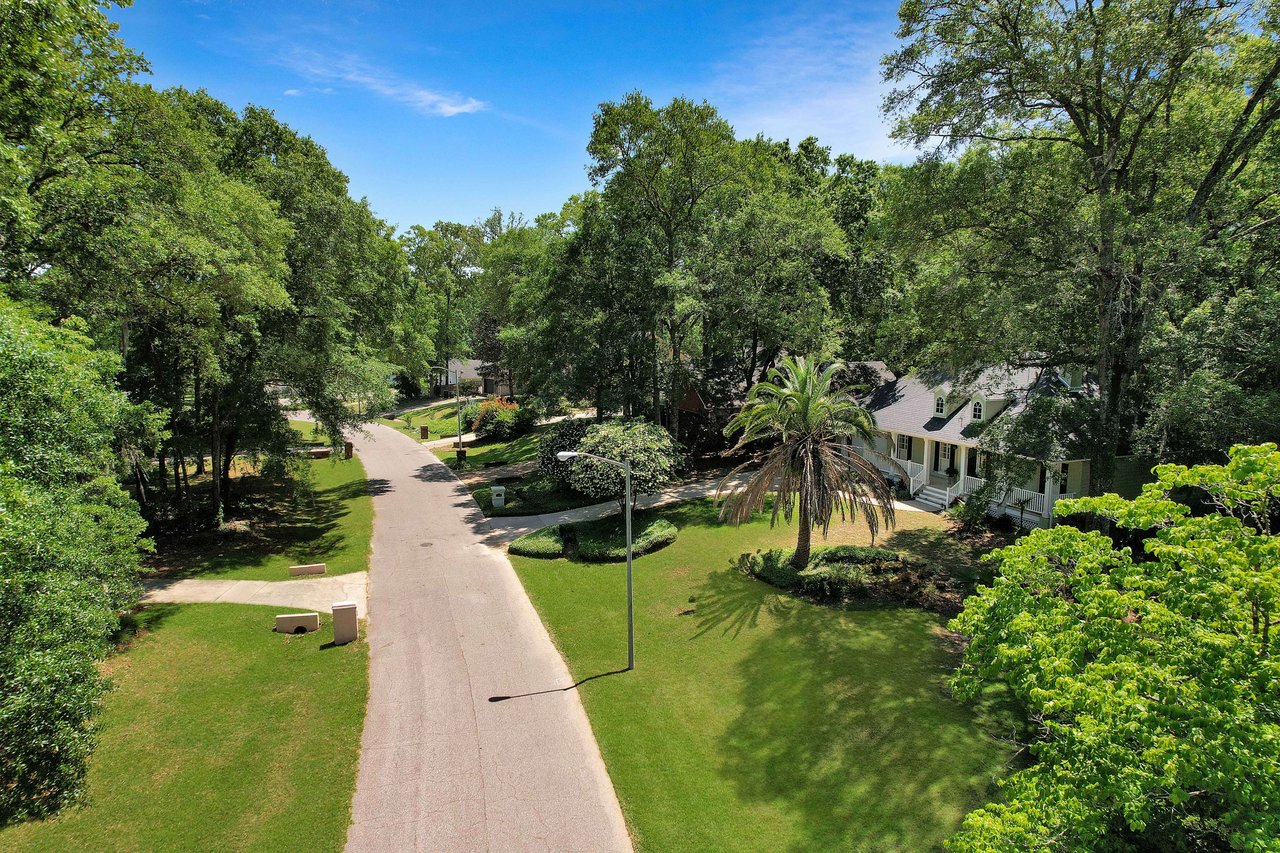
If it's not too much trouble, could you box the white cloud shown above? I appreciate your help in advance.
[282,49,487,117]
[707,11,910,162]
[283,88,303,96]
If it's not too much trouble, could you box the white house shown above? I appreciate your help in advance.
[848,363,1095,527]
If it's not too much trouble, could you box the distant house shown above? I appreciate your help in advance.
[848,363,1097,527]
[434,359,511,397]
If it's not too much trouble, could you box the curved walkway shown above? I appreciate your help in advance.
[345,423,630,852]
[142,572,368,617]
[484,472,932,544]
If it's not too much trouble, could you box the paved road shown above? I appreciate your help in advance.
[142,572,368,617]
[345,423,631,852]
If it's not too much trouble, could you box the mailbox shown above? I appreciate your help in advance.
[491,485,506,508]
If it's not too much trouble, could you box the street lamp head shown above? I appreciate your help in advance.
[556,451,579,462]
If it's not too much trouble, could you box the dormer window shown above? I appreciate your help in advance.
[971,400,984,421]
[934,396,946,416]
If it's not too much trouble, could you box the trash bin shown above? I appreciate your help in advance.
[491,485,506,508]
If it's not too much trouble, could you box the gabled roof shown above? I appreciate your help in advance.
[862,365,1081,444]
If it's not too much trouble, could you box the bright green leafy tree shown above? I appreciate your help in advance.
[949,444,1280,851]
[0,304,151,824]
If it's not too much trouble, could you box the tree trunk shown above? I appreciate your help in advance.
[210,390,224,528]
[221,431,236,506]
[792,488,813,570]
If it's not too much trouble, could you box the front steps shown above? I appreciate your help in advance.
[916,484,949,509]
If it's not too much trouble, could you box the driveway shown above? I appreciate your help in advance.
[345,424,631,852]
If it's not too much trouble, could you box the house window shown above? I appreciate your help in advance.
[934,396,946,416]
[971,400,984,421]
[897,434,911,459]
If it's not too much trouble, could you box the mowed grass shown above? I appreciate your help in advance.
[376,399,468,439]
[510,501,1016,852]
[0,604,368,853]
[150,454,372,582]
[434,422,552,471]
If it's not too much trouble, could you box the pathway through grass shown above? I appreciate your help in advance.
[510,500,1016,851]
[0,604,368,852]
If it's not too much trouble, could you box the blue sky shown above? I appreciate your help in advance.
[112,1,910,231]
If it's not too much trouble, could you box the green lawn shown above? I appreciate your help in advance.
[510,501,1016,851]
[472,473,596,517]
[434,422,552,470]
[376,399,467,439]
[149,455,373,581]
[0,604,367,852]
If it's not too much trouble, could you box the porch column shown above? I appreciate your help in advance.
[958,446,969,491]
[1044,463,1061,527]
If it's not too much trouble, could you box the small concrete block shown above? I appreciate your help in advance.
[332,600,358,645]
[289,562,327,576]
[308,447,332,459]
[275,612,320,634]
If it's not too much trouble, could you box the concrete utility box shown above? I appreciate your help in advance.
[332,600,358,645]
[344,441,354,459]
[491,485,506,508]
[289,563,326,576]
[275,612,319,634]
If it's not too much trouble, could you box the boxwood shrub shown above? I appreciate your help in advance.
[507,525,565,559]
[507,513,679,562]
[570,513,678,562]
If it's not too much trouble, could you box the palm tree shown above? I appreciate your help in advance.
[717,355,897,570]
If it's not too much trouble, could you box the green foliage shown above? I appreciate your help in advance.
[507,525,565,559]
[948,444,1280,850]
[720,356,898,569]
[538,418,591,483]
[570,514,678,562]
[882,0,1280,490]
[471,397,519,439]
[0,306,147,824]
[739,548,803,590]
[459,401,482,430]
[568,419,679,506]
[813,544,900,564]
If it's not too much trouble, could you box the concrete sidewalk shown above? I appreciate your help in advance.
[485,472,931,544]
[345,423,630,852]
[142,572,368,617]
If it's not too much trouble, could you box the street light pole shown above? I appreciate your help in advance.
[558,450,635,670]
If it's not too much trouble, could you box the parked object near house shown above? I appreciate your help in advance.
[274,612,320,634]
[848,363,1103,527]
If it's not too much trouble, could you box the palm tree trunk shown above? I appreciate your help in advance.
[792,489,812,570]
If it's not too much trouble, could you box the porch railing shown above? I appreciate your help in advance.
[1007,487,1046,515]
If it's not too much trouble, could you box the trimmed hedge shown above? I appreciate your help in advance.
[571,514,678,562]
[505,513,679,562]
[507,525,565,559]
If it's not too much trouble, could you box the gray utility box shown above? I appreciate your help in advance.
[491,485,506,508]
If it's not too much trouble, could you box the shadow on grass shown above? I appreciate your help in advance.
[150,473,367,580]
[112,603,182,650]
[701,584,1019,851]
[883,526,993,592]
[674,520,1023,851]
